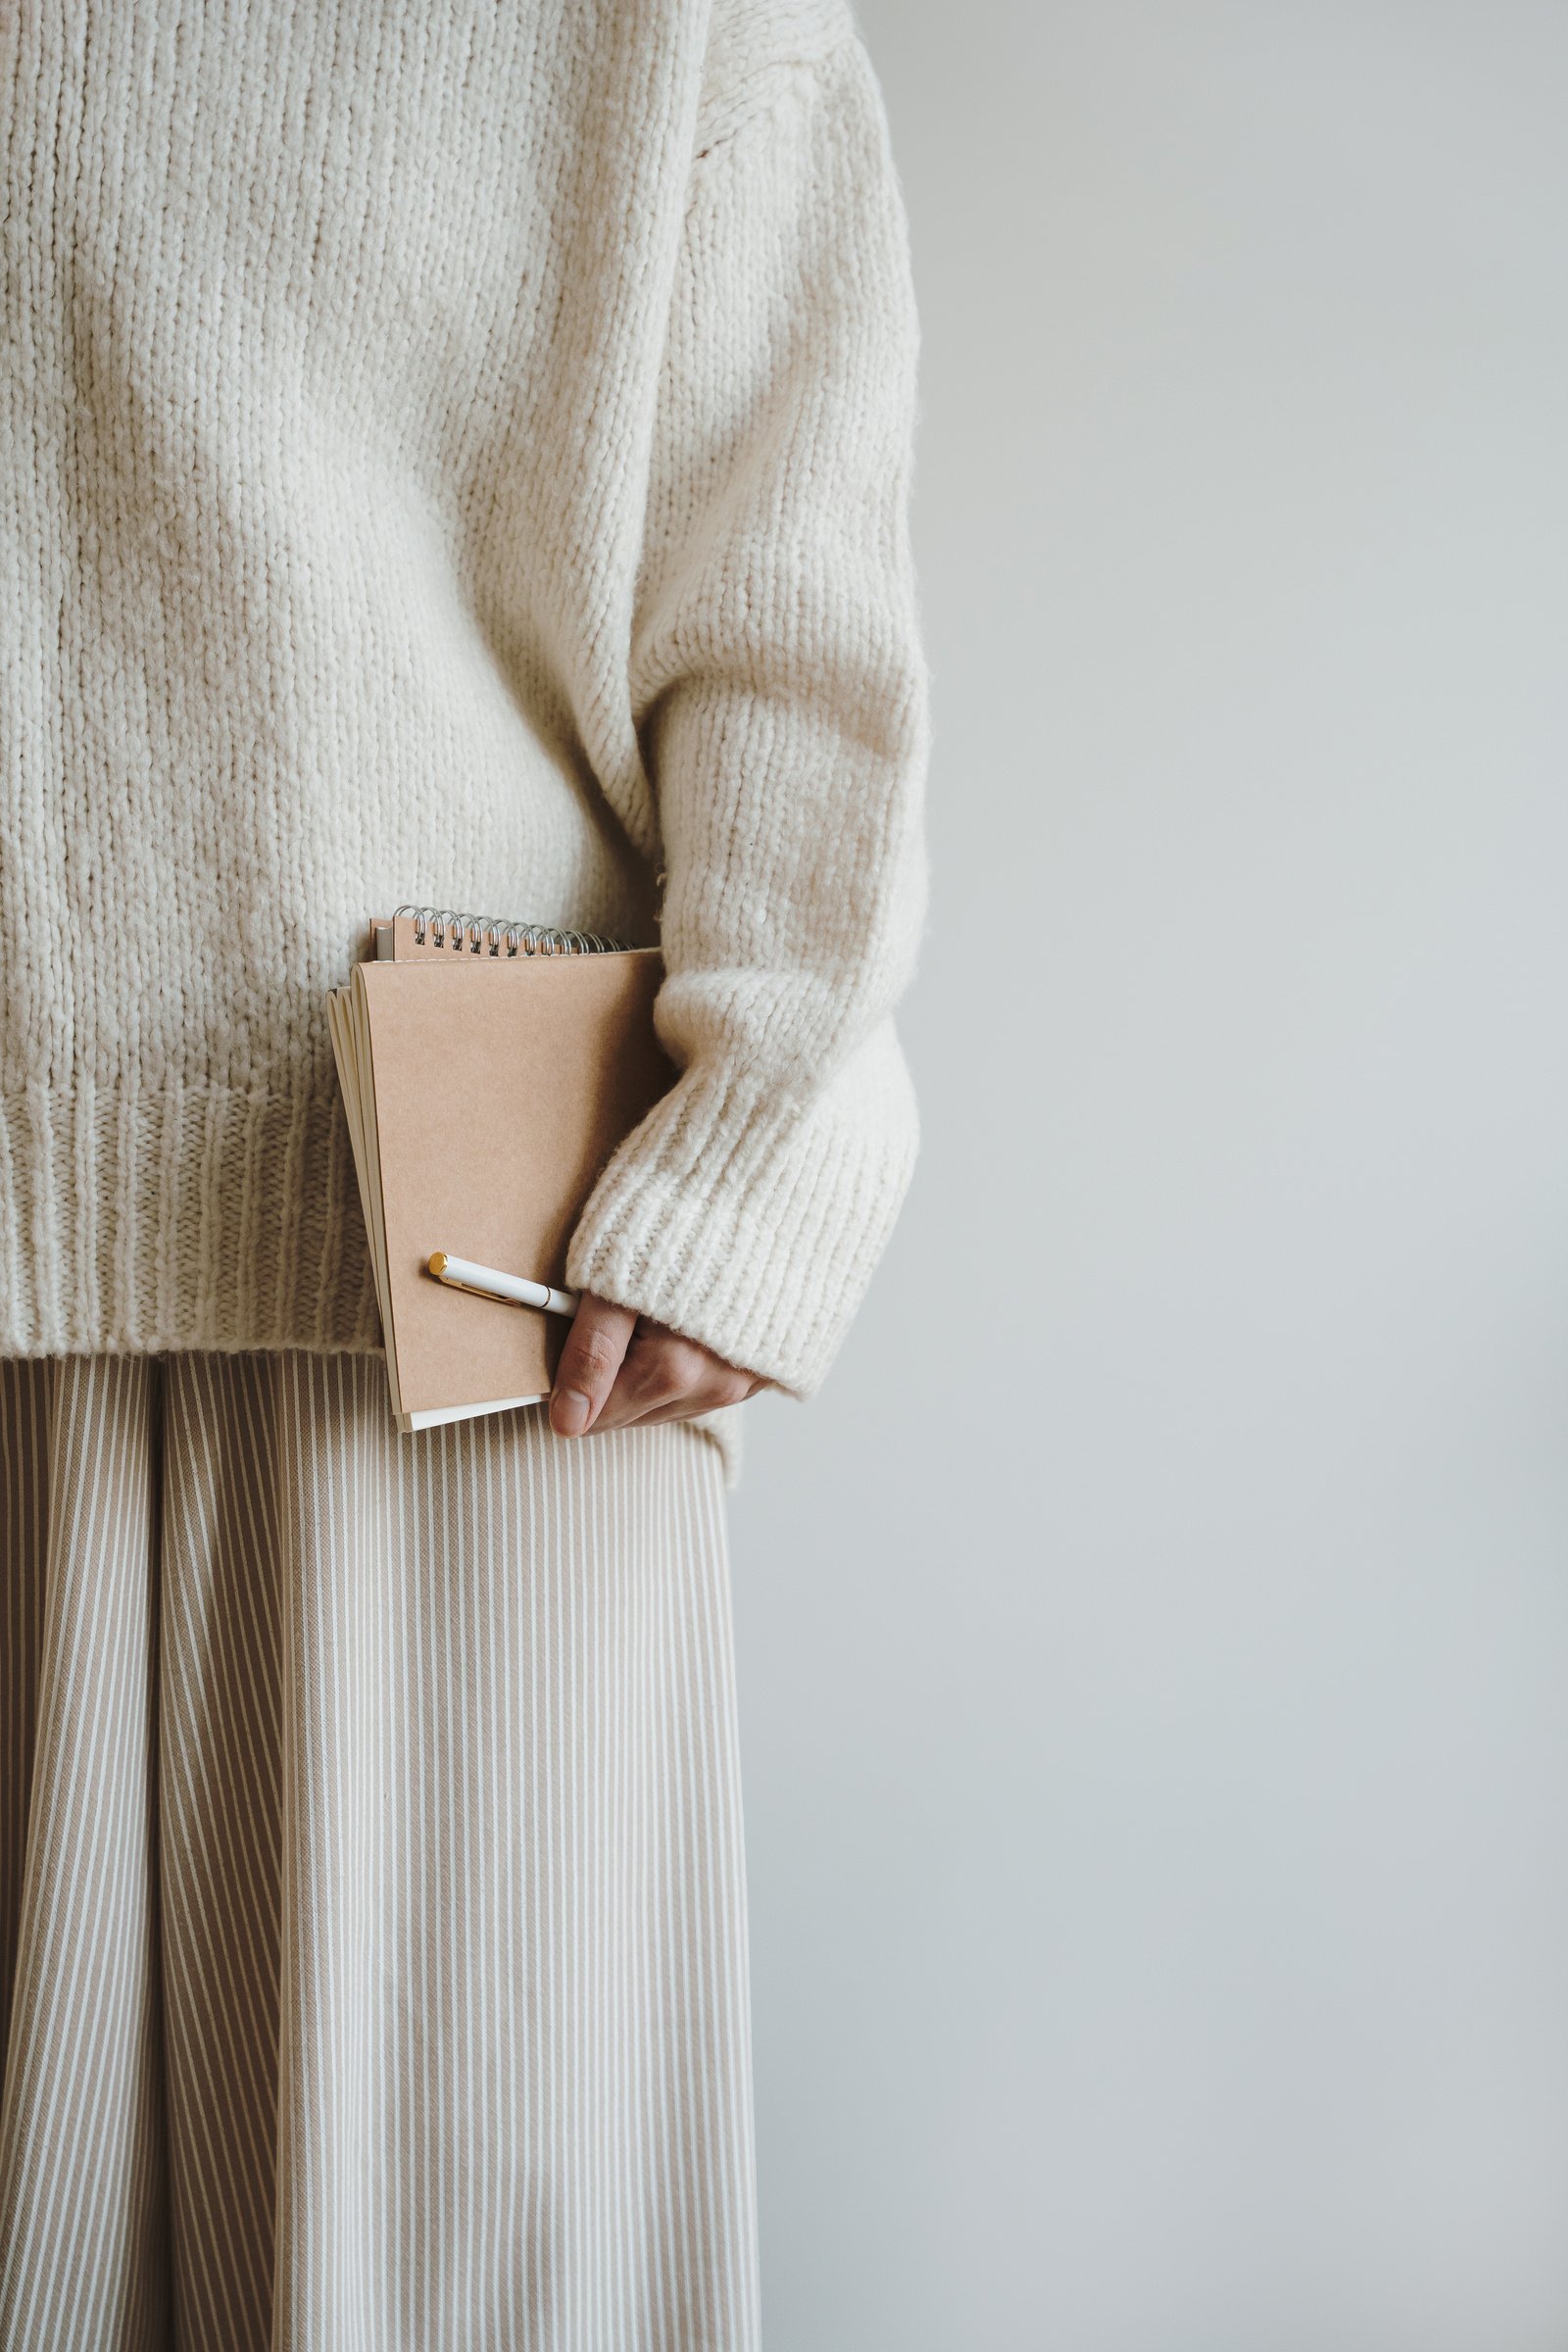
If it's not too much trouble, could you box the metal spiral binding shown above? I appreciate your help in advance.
[394,905,628,957]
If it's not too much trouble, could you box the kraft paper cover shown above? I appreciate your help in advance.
[356,950,670,1422]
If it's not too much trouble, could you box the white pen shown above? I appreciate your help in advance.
[427,1251,579,1319]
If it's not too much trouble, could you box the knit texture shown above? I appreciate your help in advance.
[0,0,929,1398]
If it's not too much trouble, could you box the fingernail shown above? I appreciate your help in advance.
[554,1389,590,1438]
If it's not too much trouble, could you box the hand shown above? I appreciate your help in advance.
[549,1292,768,1438]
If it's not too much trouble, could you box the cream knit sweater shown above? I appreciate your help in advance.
[0,0,928,1399]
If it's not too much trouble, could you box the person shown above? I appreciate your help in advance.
[0,0,929,2343]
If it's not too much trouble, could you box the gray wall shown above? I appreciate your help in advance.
[728,6,1568,2347]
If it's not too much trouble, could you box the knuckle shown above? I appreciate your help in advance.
[682,1373,745,1416]
[566,1330,621,1392]
[623,1341,685,1406]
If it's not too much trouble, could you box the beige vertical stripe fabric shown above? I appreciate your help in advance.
[0,1354,760,2351]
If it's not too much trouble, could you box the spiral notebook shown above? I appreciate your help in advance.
[328,907,673,1433]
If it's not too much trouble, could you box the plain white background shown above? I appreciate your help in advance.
[727,6,1568,2348]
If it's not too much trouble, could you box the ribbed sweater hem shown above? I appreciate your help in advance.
[0,1077,743,1482]
[0,1079,381,1356]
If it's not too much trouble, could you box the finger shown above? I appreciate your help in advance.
[590,1331,711,1432]
[551,1295,637,1437]
[610,1368,766,1429]
[592,1330,761,1432]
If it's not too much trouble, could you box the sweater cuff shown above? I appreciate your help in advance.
[564,1022,918,1396]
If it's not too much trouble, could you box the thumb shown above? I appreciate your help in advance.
[550,1294,637,1438]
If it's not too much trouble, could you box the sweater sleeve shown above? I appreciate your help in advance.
[564,17,930,1397]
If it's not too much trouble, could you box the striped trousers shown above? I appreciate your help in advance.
[0,1353,760,2352]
